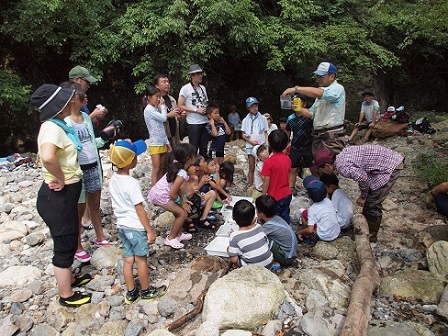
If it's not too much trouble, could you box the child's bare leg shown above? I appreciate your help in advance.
[216,157,224,166]
[77,203,87,252]
[135,255,149,290]
[348,127,359,142]
[163,201,187,240]
[151,153,164,185]
[289,168,298,189]
[364,127,373,141]
[200,190,216,221]
[123,256,136,291]
[87,191,106,241]
[248,155,255,186]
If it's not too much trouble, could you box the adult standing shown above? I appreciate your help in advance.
[347,91,380,143]
[31,84,92,307]
[153,74,184,147]
[178,64,209,157]
[282,62,346,154]
[312,145,404,242]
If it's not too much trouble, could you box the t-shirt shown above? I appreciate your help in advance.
[332,188,353,229]
[254,160,264,191]
[361,100,380,123]
[109,174,146,230]
[205,121,226,151]
[37,121,82,184]
[228,112,241,128]
[261,152,292,201]
[144,104,169,146]
[241,112,268,150]
[308,198,340,241]
[309,80,345,131]
[267,123,278,135]
[286,113,313,153]
[71,121,97,165]
[179,83,209,125]
[228,224,273,268]
[262,215,298,259]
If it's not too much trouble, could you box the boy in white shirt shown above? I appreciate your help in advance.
[109,140,167,304]
[320,174,353,229]
[297,176,340,244]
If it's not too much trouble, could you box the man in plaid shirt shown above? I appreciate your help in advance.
[311,145,404,242]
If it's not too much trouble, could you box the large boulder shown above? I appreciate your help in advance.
[427,240,448,278]
[379,269,445,303]
[312,236,358,267]
[372,120,408,139]
[368,320,435,336]
[0,266,42,288]
[91,246,123,270]
[0,221,29,243]
[200,266,284,331]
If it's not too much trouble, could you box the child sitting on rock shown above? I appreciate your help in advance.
[247,144,269,198]
[109,140,167,303]
[297,176,340,244]
[228,200,274,268]
[255,195,298,267]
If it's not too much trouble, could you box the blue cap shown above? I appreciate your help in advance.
[313,62,337,76]
[246,97,260,108]
[303,176,327,202]
[109,140,147,168]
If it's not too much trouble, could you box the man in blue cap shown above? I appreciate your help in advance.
[282,62,346,154]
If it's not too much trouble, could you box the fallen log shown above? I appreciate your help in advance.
[340,214,381,336]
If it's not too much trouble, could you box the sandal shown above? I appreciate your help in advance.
[183,222,197,233]
[164,237,184,249]
[177,232,193,242]
[195,219,216,230]
[94,239,112,247]
[81,222,94,230]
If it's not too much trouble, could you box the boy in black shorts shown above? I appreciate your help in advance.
[286,95,313,193]
[205,103,231,165]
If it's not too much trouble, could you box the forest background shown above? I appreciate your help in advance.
[1,0,447,155]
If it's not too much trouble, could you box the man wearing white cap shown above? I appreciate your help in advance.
[282,62,346,153]
[178,64,209,157]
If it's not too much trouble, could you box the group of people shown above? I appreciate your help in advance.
[32,61,409,307]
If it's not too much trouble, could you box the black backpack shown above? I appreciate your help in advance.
[411,117,436,134]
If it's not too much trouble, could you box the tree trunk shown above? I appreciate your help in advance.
[340,214,381,336]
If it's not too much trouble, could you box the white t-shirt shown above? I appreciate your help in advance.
[267,123,278,135]
[331,189,353,229]
[254,160,264,191]
[308,198,340,241]
[71,121,97,165]
[361,99,380,123]
[109,173,146,231]
[241,112,269,150]
[179,83,209,125]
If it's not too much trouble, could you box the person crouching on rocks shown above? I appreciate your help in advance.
[31,84,92,307]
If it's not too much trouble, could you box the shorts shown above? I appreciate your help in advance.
[269,240,295,267]
[149,145,168,155]
[79,164,102,203]
[37,181,81,268]
[118,228,149,258]
[209,149,224,159]
[289,147,313,169]
[358,120,370,130]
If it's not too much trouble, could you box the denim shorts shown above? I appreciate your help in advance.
[118,228,149,258]
[79,164,101,203]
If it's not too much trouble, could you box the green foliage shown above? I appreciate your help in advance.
[414,148,448,188]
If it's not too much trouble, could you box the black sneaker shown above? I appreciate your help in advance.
[125,288,139,305]
[141,285,167,302]
[71,274,92,288]
[59,291,91,307]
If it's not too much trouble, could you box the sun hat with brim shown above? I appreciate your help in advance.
[387,106,396,112]
[303,175,327,202]
[263,113,272,120]
[69,65,98,84]
[188,64,203,74]
[109,140,147,168]
[31,84,75,122]
[313,62,337,76]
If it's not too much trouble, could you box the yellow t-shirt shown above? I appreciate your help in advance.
[37,121,82,183]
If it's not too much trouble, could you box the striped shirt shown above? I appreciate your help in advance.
[335,145,403,199]
[228,224,273,268]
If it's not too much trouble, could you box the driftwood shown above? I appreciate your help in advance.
[340,214,381,336]
[166,261,233,331]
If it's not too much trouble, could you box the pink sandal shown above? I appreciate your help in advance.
[177,232,192,242]
[164,237,184,249]
[94,239,112,247]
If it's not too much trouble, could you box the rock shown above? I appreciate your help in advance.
[301,307,345,336]
[368,320,435,336]
[426,240,448,278]
[98,300,111,317]
[436,285,448,320]
[382,249,424,262]
[15,316,34,333]
[27,280,45,295]
[45,301,75,330]
[261,320,283,336]
[372,121,408,139]
[423,225,448,242]
[201,266,284,330]
[0,203,13,214]
[0,315,19,336]
[312,237,358,266]
[0,244,10,256]
[30,324,59,336]
[25,232,45,246]
[306,289,329,311]
[221,330,252,336]
[157,295,178,318]
[0,221,29,243]
[382,198,398,211]
[147,330,177,336]
[86,275,115,291]
[196,321,220,336]
[91,246,123,270]
[98,320,128,335]
[379,269,445,303]
[75,303,104,329]
[153,211,175,229]
[10,289,32,302]
[191,255,228,272]
[0,266,42,288]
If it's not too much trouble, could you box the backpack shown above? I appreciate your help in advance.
[411,117,436,134]
[394,106,410,124]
